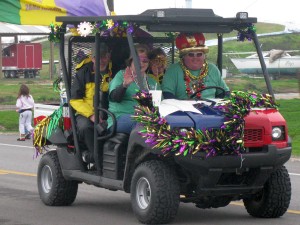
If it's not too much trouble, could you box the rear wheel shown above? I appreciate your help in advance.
[243,166,291,218]
[4,71,11,78]
[33,70,37,78]
[130,160,180,224]
[37,151,78,206]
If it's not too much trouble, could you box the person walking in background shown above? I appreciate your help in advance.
[16,84,35,141]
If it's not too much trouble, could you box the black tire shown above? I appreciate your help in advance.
[243,166,291,218]
[24,71,29,78]
[10,71,17,78]
[130,160,180,224]
[37,151,78,206]
[4,71,11,78]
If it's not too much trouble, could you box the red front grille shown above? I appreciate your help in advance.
[244,129,263,142]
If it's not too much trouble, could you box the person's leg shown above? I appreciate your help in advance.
[18,113,26,141]
[116,114,137,134]
[27,110,34,131]
[76,115,94,162]
[24,111,33,139]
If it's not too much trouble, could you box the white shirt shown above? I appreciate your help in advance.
[16,95,35,110]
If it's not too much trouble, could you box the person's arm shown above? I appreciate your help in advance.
[207,63,230,98]
[109,68,133,102]
[16,98,22,108]
[163,91,176,99]
[28,95,35,108]
[110,85,127,102]
[215,76,230,98]
[69,67,94,118]
[224,91,231,97]
[161,64,181,99]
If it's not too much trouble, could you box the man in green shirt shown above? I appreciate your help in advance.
[162,33,229,99]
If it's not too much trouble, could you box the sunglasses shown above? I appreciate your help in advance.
[187,52,204,58]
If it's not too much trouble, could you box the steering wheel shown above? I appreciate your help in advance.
[95,108,116,141]
[190,86,226,99]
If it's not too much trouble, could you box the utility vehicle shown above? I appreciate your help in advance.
[35,8,292,224]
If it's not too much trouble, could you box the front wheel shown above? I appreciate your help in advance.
[243,166,291,218]
[37,151,78,206]
[130,160,180,224]
[10,71,17,78]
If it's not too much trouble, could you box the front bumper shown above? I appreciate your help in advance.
[174,145,291,197]
[175,144,291,170]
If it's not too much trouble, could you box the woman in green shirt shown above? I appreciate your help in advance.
[107,44,161,134]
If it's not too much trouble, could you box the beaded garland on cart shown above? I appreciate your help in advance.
[132,90,278,158]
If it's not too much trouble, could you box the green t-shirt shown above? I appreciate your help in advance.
[107,70,161,128]
[162,62,229,99]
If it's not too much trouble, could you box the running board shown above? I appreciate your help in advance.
[62,170,124,190]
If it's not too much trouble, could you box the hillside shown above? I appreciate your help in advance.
[38,22,300,77]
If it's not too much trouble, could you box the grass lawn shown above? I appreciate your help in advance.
[0,110,19,131]
[277,99,300,155]
[0,79,61,105]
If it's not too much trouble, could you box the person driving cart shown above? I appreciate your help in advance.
[162,33,230,99]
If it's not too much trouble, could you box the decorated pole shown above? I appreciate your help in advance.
[107,0,114,14]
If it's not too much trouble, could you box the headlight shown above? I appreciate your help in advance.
[272,126,285,141]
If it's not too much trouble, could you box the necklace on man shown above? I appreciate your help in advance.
[179,59,208,98]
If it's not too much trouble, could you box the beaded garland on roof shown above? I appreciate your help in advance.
[179,59,208,98]
[237,23,256,42]
[77,21,93,37]
[132,90,278,158]
[48,20,134,42]
[48,23,63,42]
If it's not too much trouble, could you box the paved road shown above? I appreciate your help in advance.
[0,134,300,225]
[275,93,300,99]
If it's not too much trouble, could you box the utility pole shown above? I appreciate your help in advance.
[107,0,114,13]
[49,41,54,79]
[0,36,2,79]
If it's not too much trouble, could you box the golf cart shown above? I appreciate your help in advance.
[35,8,292,224]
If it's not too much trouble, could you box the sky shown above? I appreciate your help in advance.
[114,0,299,26]
[3,0,298,42]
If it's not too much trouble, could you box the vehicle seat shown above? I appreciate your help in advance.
[102,133,129,179]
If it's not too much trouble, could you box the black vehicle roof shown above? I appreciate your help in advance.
[56,8,257,33]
